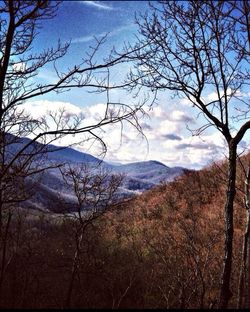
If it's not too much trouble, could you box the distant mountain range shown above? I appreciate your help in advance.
[8,136,185,213]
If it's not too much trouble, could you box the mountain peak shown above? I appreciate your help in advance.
[146,160,168,167]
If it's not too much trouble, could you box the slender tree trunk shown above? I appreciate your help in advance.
[237,166,250,308]
[64,231,84,309]
[219,143,237,309]
[246,212,250,309]
[0,211,12,304]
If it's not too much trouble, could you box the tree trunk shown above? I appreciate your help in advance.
[246,211,250,308]
[219,143,237,309]
[64,230,84,309]
[237,165,250,308]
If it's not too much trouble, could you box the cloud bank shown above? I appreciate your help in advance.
[19,99,236,169]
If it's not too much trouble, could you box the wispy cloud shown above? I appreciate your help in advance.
[71,25,132,44]
[71,31,107,44]
[80,1,115,11]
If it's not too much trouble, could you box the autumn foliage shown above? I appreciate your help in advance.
[0,155,249,309]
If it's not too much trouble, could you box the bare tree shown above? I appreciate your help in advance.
[60,164,123,308]
[0,0,145,302]
[0,0,144,204]
[129,0,250,308]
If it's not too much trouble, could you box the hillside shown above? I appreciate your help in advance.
[96,158,247,309]
[8,136,185,212]
[1,151,249,309]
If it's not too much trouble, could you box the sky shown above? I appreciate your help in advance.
[21,0,250,170]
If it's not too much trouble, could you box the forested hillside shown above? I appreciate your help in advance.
[1,154,248,309]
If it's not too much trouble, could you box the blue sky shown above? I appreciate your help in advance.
[22,0,249,169]
[33,1,147,106]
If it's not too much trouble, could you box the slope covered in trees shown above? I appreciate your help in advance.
[0,153,249,309]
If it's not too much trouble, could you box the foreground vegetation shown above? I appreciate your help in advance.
[0,154,249,309]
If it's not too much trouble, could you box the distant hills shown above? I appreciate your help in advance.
[8,136,185,212]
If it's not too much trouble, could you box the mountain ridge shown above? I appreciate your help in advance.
[7,135,186,212]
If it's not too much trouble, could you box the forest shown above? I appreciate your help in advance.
[0,153,249,309]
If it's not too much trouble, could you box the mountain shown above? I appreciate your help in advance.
[7,136,185,212]
[5,134,102,165]
[114,160,183,184]
[111,160,184,196]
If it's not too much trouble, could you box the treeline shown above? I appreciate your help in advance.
[0,157,248,309]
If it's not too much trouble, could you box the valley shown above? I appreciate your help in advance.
[15,137,186,212]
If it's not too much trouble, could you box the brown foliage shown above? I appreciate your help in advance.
[0,155,249,308]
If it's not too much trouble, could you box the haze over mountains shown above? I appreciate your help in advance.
[11,137,185,212]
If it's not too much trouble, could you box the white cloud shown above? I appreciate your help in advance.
[71,25,132,44]
[71,33,106,44]
[80,1,115,10]
[203,88,240,104]
[22,100,82,119]
[17,100,231,169]
[12,62,26,72]
[147,106,168,120]
[205,91,218,103]
[159,120,179,135]
[84,103,107,119]
[169,110,194,122]
[160,132,227,167]
[235,90,250,98]
[19,100,142,158]
[179,96,195,107]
